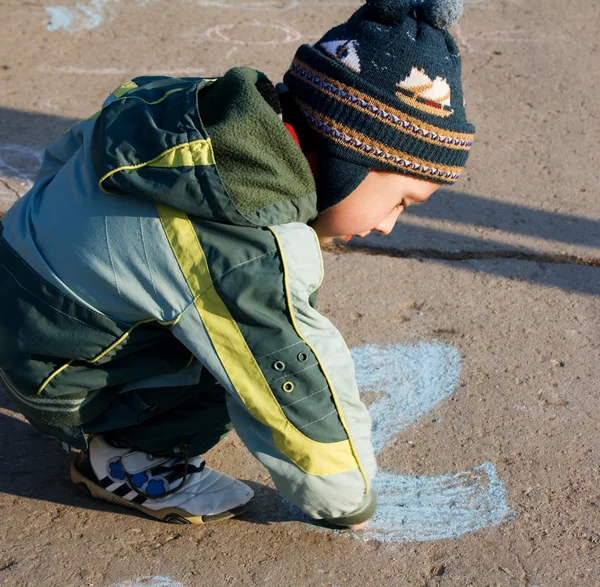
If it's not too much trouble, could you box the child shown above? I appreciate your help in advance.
[0,0,474,528]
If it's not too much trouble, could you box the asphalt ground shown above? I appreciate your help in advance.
[0,0,598,585]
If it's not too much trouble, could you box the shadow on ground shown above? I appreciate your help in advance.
[346,237,600,295]
[0,108,77,149]
[409,190,599,250]
[0,393,301,526]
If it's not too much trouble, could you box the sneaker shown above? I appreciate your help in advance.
[70,435,254,524]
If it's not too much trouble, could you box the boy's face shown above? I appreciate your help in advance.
[310,171,440,246]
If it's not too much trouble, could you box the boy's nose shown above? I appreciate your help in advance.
[375,207,406,235]
[374,218,397,235]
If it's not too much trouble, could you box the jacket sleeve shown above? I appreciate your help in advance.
[164,213,377,524]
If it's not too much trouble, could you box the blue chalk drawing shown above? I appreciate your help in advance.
[194,0,360,10]
[368,463,511,542]
[109,578,182,587]
[43,0,486,33]
[46,0,120,32]
[286,342,513,542]
[44,0,359,32]
[354,343,461,454]
[45,0,159,32]
[355,342,513,542]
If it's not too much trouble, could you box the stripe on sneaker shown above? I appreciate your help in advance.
[112,483,133,498]
[165,471,183,485]
[131,494,147,505]
[99,476,113,489]
[162,462,206,486]
[153,463,205,477]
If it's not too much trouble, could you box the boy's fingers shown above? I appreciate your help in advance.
[347,519,370,530]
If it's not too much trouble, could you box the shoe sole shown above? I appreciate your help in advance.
[70,461,250,524]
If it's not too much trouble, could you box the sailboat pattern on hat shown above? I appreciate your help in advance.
[319,40,362,73]
[396,67,454,118]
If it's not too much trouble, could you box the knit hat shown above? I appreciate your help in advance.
[283,0,475,212]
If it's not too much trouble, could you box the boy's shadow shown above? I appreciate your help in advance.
[0,392,302,526]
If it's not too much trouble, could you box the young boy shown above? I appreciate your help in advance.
[0,0,474,529]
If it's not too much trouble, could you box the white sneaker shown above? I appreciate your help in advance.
[71,435,254,524]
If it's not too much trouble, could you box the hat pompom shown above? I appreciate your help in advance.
[411,0,463,30]
[366,0,411,25]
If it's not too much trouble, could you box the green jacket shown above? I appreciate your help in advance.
[0,68,376,523]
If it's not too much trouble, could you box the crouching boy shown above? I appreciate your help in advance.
[0,0,474,528]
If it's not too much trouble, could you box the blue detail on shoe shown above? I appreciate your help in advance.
[145,478,168,497]
[109,461,126,481]
[130,472,149,488]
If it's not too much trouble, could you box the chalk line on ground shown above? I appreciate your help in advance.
[108,577,183,587]
[0,145,43,203]
[36,65,206,75]
[201,19,302,45]
[194,0,359,10]
[352,343,461,454]
[352,343,512,542]
[46,0,121,32]
[45,0,304,45]
[44,0,358,32]
[365,463,512,542]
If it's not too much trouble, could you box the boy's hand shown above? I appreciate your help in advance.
[324,492,376,529]
[347,520,370,530]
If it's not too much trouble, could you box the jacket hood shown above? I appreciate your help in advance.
[91,68,318,227]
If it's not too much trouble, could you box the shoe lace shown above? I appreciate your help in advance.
[123,443,199,500]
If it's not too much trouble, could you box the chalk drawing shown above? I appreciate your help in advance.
[194,0,359,10]
[202,19,302,45]
[46,0,120,32]
[109,577,183,587]
[192,0,488,10]
[454,23,475,54]
[368,463,511,542]
[225,46,239,60]
[454,23,557,53]
[464,0,523,5]
[285,342,513,542]
[45,0,164,32]
[470,29,553,43]
[42,0,516,34]
[36,65,206,76]
[353,342,512,542]
[44,0,358,32]
[42,0,521,34]
[0,145,43,180]
[0,145,43,204]
[355,343,462,454]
